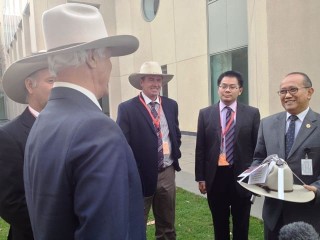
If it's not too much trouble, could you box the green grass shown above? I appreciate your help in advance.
[0,187,264,240]
[147,187,264,240]
[0,218,9,240]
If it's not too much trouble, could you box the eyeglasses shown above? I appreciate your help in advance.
[277,87,310,96]
[218,84,239,90]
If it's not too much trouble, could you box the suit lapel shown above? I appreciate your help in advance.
[289,109,318,158]
[21,107,36,136]
[235,104,243,139]
[133,96,157,135]
[274,113,287,159]
[211,104,221,140]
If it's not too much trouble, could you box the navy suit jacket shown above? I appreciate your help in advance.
[117,95,181,197]
[24,87,145,240]
[0,108,35,240]
[195,102,260,197]
[253,109,320,232]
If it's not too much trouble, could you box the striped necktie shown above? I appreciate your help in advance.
[225,106,235,165]
[285,115,298,159]
[150,102,164,170]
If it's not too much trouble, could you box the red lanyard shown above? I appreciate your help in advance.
[138,94,162,129]
[221,111,235,137]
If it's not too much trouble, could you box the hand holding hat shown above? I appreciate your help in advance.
[238,154,315,203]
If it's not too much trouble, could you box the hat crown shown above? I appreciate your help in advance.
[139,61,163,75]
[42,3,108,51]
[265,163,293,192]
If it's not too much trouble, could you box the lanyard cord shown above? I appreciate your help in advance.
[138,94,162,129]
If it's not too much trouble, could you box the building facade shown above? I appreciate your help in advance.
[1,0,319,132]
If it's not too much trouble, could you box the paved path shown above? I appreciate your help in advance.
[176,134,263,219]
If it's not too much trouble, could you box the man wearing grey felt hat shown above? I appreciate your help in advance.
[23,3,145,240]
[0,56,53,240]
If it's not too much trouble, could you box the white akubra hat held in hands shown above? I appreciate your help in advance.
[129,61,174,90]
[238,154,315,203]
[20,3,139,63]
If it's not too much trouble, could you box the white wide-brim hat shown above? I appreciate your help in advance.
[2,58,48,104]
[19,3,139,63]
[238,156,315,203]
[129,61,174,90]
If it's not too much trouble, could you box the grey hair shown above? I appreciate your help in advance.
[279,221,320,240]
[48,48,108,76]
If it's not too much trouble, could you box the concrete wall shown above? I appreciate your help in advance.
[248,0,320,118]
[112,0,208,132]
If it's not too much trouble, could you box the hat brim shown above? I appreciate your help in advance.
[3,60,48,104]
[238,181,315,203]
[19,35,139,63]
[129,73,174,90]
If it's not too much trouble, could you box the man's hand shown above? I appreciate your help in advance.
[198,182,207,194]
[304,184,317,193]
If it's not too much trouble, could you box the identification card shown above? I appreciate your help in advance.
[301,158,313,175]
[163,141,170,155]
[218,153,229,166]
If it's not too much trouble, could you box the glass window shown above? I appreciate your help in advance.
[161,65,168,97]
[141,0,159,22]
[210,47,248,104]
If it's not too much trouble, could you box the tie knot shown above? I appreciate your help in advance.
[225,106,232,113]
[289,115,298,121]
[150,102,156,108]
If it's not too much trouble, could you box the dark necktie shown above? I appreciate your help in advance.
[285,115,298,159]
[225,106,235,165]
[150,102,164,170]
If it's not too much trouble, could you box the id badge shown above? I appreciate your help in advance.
[301,158,313,175]
[163,141,170,155]
[218,153,229,166]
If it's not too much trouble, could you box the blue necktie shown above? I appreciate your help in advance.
[225,107,235,165]
[150,102,164,170]
[285,115,298,159]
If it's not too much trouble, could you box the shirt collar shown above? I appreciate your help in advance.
[28,106,40,118]
[219,101,237,112]
[286,107,309,122]
[53,82,102,110]
[141,91,160,105]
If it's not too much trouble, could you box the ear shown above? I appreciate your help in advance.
[86,50,97,69]
[239,87,243,95]
[25,78,34,94]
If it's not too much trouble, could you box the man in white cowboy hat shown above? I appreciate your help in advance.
[251,72,320,239]
[0,59,53,240]
[117,61,181,239]
[23,3,145,240]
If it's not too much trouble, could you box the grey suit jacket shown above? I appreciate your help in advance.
[253,109,320,232]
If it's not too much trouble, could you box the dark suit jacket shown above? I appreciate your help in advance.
[253,109,320,232]
[117,95,182,197]
[24,87,145,240]
[0,108,35,240]
[195,102,260,196]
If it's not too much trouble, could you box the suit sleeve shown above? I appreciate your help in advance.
[174,101,182,156]
[252,108,261,153]
[116,103,131,144]
[68,118,144,239]
[252,119,268,166]
[195,110,206,181]
[0,128,33,237]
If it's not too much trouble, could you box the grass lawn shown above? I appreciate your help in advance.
[0,187,264,240]
[147,187,264,239]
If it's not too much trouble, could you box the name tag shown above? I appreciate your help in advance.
[163,141,170,155]
[218,153,229,166]
[301,158,313,175]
